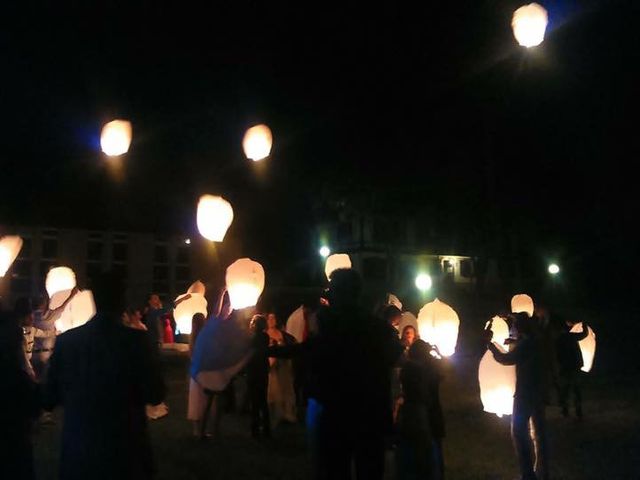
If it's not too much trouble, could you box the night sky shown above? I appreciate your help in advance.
[1,1,638,302]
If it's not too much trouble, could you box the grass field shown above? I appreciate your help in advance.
[34,344,639,480]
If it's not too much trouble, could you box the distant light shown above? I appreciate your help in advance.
[415,273,432,292]
[185,238,191,245]
[548,263,560,275]
[512,3,548,48]
[242,124,273,161]
[100,120,132,156]
[319,246,331,258]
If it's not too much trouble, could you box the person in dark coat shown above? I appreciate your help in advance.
[43,272,165,480]
[271,268,404,480]
[247,314,271,438]
[556,319,589,418]
[485,312,548,480]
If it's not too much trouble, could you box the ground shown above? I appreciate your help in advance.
[34,349,639,480]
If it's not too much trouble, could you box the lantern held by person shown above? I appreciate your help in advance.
[46,267,77,298]
[324,253,352,280]
[226,258,265,310]
[511,293,534,317]
[187,280,206,295]
[512,3,548,48]
[0,235,23,277]
[197,195,234,242]
[571,322,596,373]
[174,292,208,335]
[55,290,96,333]
[417,298,460,357]
[100,120,132,156]
[242,124,273,161]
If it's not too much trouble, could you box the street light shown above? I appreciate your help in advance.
[243,124,273,161]
[415,273,432,292]
[319,246,331,258]
[100,120,132,156]
[548,263,560,275]
[512,3,548,48]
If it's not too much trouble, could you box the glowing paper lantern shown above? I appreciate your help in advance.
[571,322,596,373]
[512,3,548,48]
[324,253,352,280]
[226,258,265,310]
[55,290,96,333]
[417,298,460,357]
[174,293,208,335]
[0,235,23,277]
[487,315,510,348]
[511,294,534,317]
[197,195,234,242]
[100,120,132,156]
[187,280,206,295]
[242,124,273,161]
[46,267,76,298]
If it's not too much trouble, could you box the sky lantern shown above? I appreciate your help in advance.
[100,119,132,156]
[46,267,76,298]
[512,3,548,48]
[511,293,534,317]
[197,195,234,242]
[324,253,352,280]
[55,290,96,333]
[571,322,596,372]
[242,124,273,161]
[174,287,208,335]
[226,258,265,310]
[0,235,23,277]
[417,298,460,357]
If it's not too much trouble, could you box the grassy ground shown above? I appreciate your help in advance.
[34,349,639,479]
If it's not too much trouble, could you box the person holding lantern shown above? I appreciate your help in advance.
[485,312,548,480]
[556,317,589,419]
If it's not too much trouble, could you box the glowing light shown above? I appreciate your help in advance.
[226,258,265,310]
[55,290,96,333]
[571,322,596,373]
[185,238,191,245]
[417,298,459,357]
[511,293,534,317]
[174,293,208,335]
[0,235,23,277]
[319,246,331,258]
[548,263,560,275]
[479,315,516,417]
[242,124,273,161]
[486,315,510,348]
[197,195,234,242]
[187,280,206,295]
[415,273,432,292]
[324,253,352,280]
[100,120,132,156]
[512,3,548,48]
[46,267,76,299]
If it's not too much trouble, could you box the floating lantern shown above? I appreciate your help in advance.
[512,3,548,48]
[100,120,132,156]
[242,124,273,161]
[571,322,596,373]
[0,235,23,277]
[55,290,96,333]
[324,253,352,280]
[511,293,534,317]
[46,267,76,298]
[226,258,265,310]
[197,195,234,242]
[417,298,460,357]
[174,292,208,335]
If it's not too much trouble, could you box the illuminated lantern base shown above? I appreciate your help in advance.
[174,293,208,335]
[571,322,596,372]
[478,347,516,417]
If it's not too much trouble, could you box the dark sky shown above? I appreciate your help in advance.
[1,1,638,297]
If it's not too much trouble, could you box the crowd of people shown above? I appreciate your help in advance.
[0,268,591,480]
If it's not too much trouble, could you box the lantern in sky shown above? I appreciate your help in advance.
[55,290,96,333]
[417,298,460,357]
[242,124,273,161]
[0,235,23,277]
[324,253,352,280]
[571,322,596,373]
[174,291,208,335]
[46,267,76,298]
[511,293,534,317]
[512,3,548,48]
[226,258,265,310]
[100,120,132,156]
[197,195,234,242]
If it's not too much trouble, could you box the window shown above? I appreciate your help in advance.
[153,265,169,280]
[154,244,168,264]
[362,257,388,281]
[86,263,103,281]
[176,246,189,265]
[42,238,58,259]
[113,243,128,263]
[87,241,103,262]
[175,265,190,282]
[460,259,473,278]
[337,222,352,243]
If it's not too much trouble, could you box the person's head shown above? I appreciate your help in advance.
[13,297,33,326]
[192,312,205,324]
[407,339,431,364]
[511,311,533,338]
[250,314,267,333]
[401,325,417,347]
[382,305,402,328]
[91,270,126,317]
[326,268,362,309]
[267,313,278,329]
[148,293,162,310]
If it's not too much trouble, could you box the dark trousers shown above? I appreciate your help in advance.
[558,370,582,417]
[511,398,548,480]
[248,377,270,437]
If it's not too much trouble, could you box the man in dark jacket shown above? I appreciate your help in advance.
[556,320,589,418]
[44,272,165,480]
[486,312,548,480]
